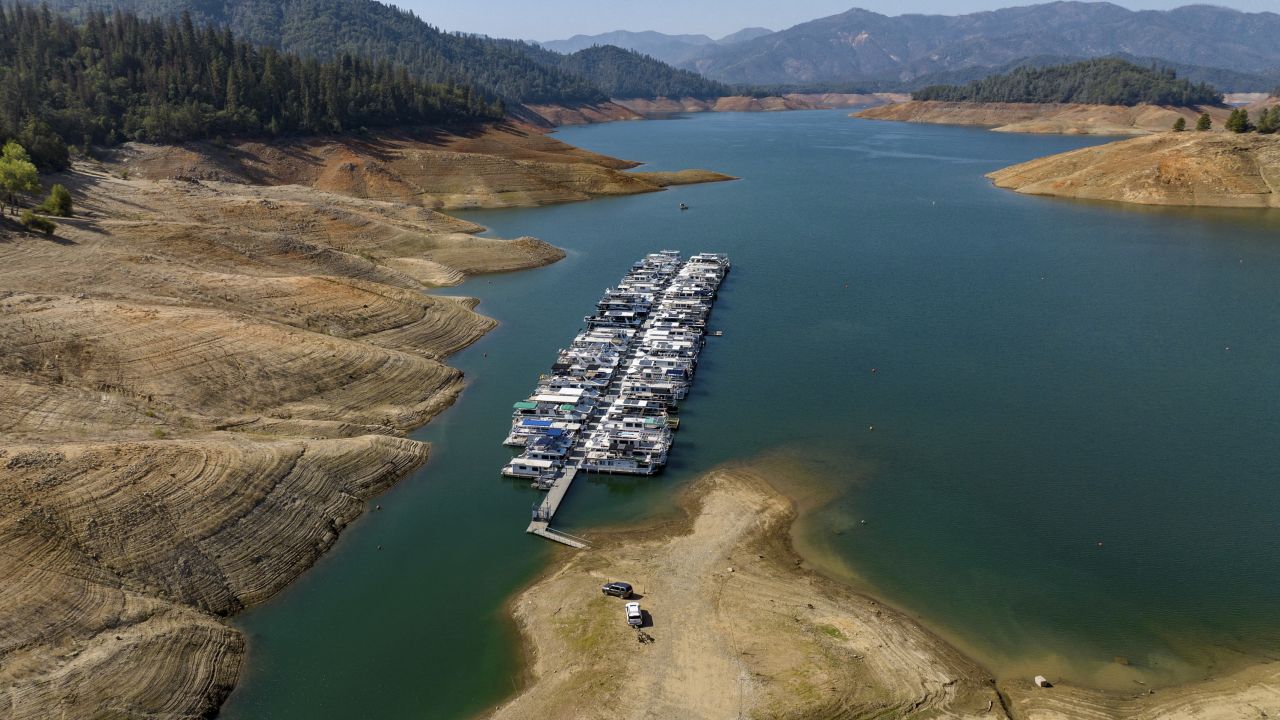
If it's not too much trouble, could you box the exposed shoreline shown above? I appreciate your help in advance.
[853,100,1236,136]
[525,93,908,126]
[0,121,731,718]
[489,456,1280,719]
[987,132,1280,208]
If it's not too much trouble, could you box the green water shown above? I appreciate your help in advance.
[221,110,1280,717]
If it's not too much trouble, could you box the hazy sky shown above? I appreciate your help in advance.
[400,0,1274,41]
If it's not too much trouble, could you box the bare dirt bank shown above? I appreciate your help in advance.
[988,133,1280,208]
[114,123,725,211]
[491,461,1280,720]
[854,101,1233,135]
[490,463,1001,720]
[0,122,730,718]
[526,93,907,126]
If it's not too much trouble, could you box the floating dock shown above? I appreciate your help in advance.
[501,251,730,547]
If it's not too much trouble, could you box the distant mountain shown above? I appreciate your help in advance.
[683,2,1280,88]
[540,30,715,65]
[538,27,774,66]
[716,27,774,45]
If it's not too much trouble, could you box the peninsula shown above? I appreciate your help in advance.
[492,459,1280,720]
[988,131,1280,207]
[855,59,1229,135]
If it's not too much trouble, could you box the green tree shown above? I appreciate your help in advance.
[1196,112,1212,131]
[1172,116,1186,131]
[1256,106,1279,135]
[1225,108,1253,133]
[0,142,40,215]
[37,184,73,217]
[17,119,70,173]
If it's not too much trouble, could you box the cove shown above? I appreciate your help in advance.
[220,110,1280,718]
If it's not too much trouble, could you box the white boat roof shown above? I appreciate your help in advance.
[531,394,587,403]
[510,458,556,468]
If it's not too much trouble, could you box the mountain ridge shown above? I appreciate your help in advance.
[537,27,774,65]
[681,2,1280,88]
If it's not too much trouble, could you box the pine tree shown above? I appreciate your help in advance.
[1225,108,1253,133]
[1256,106,1279,135]
[1196,113,1212,131]
[1172,116,1186,131]
[17,119,69,173]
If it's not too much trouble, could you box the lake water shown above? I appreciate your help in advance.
[221,110,1280,718]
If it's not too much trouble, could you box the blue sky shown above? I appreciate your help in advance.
[400,0,1274,41]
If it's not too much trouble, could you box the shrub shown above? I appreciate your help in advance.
[1196,113,1212,131]
[1172,117,1186,132]
[20,209,56,235]
[36,184,73,217]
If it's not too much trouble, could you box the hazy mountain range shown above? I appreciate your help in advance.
[538,28,774,66]
[543,2,1280,91]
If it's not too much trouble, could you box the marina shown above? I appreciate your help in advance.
[501,250,731,546]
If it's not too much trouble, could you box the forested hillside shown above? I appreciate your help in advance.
[38,0,731,105]
[912,59,1222,107]
[553,46,731,100]
[898,55,1279,94]
[0,3,499,170]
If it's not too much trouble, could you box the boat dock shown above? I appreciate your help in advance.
[503,251,730,547]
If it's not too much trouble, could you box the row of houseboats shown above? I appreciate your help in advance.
[502,251,730,484]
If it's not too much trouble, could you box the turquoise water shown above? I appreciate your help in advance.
[221,110,1280,717]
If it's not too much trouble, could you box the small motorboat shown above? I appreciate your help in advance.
[678,203,689,210]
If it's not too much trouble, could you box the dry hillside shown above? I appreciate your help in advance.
[0,123,728,718]
[988,132,1280,207]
